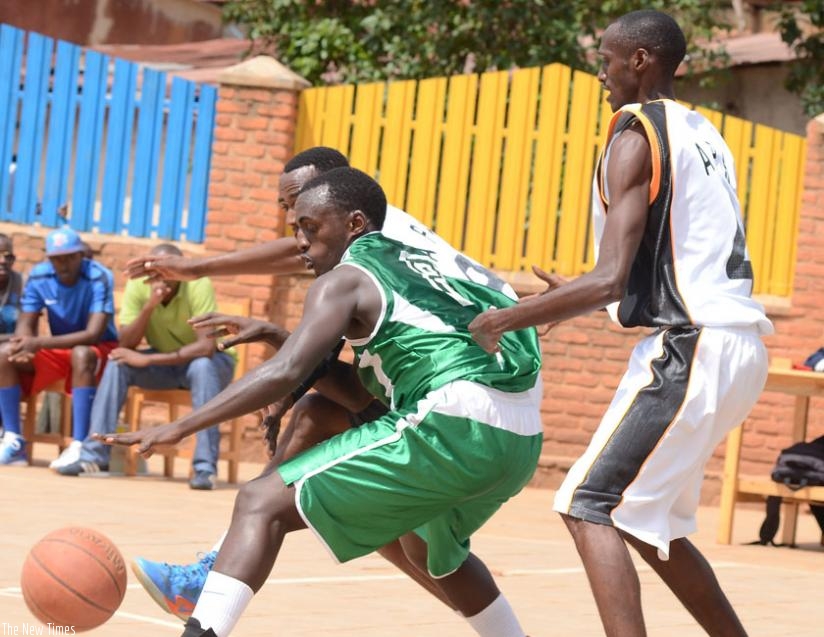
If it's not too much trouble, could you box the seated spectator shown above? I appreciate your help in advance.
[36,240,105,436]
[0,233,22,342]
[58,243,235,490]
[0,226,117,466]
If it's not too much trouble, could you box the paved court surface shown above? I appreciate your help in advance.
[2,451,823,637]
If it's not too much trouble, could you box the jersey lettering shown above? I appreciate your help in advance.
[399,250,473,307]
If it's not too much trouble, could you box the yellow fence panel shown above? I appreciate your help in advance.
[296,64,806,298]
[435,74,477,251]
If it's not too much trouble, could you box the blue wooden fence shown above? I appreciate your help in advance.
[0,24,216,242]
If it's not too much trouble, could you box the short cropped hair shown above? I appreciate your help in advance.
[284,147,349,174]
[613,10,686,78]
[152,243,183,257]
[299,167,387,229]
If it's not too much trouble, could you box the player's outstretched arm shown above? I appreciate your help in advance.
[95,267,366,456]
[125,237,307,282]
[469,126,652,352]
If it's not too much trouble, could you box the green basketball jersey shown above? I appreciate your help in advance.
[339,231,541,410]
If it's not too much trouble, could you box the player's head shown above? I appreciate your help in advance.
[151,243,183,298]
[45,226,86,285]
[598,10,686,111]
[279,147,350,228]
[0,233,15,285]
[293,167,387,275]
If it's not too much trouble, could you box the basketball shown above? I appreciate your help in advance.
[20,527,128,632]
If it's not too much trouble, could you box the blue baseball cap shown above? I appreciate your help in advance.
[45,227,85,257]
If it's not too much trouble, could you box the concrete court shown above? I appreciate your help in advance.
[1,451,823,637]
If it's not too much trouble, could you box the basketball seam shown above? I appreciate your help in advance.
[29,550,120,615]
[40,537,126,597]
[21,576,60,625]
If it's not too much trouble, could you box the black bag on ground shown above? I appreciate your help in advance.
[771,436,824,487]
[755,436,824,546]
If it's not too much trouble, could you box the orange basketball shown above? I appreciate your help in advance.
[20,527,127,632]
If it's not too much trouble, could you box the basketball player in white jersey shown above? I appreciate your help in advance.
[470,10,772,637]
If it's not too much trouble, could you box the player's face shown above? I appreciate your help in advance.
[597,25,640,112]
[278,166,319,239]
[48,251,84,285]
[0,237,14,286]
[293,186,356,276]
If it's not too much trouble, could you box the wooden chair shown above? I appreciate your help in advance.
[123,297,252,483]
[21,379,73,464]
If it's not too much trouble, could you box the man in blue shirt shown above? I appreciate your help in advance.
[0,226,118,466]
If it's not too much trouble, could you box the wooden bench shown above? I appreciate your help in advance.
[717,358,824,545]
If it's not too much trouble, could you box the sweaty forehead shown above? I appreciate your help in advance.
[279,166,319,201]
[295,183,335,218]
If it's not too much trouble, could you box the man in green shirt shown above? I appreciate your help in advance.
[58,243,235,489]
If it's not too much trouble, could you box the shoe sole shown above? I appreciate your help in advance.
[1,459,27,466]
[130,560,191,621]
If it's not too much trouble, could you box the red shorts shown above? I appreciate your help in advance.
[20,342,119,396]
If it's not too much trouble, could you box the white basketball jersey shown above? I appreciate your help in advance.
[380,205,518,302]
[593,100,773,334]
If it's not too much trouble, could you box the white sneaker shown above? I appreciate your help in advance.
[49,440,83,470]
[0,432,27,466]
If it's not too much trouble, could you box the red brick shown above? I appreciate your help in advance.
[216,99,248,115]
[214,127,246,142]
[237,88,278,103]
[238,117,270,131]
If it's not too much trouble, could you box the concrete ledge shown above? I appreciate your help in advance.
[217,55,311,91]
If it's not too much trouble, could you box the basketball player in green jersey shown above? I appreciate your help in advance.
[101,167,544,637]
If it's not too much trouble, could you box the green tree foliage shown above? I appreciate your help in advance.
[777,0,824,117]
[222,0,728,85]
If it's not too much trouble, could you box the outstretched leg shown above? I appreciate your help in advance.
[622,533,747,636]
[561,514,646,637]
[187,469,305,636]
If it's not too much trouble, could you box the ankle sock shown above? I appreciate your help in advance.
[465,593,526,637]
[191,571,253,636]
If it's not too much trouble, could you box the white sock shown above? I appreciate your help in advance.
[465,593,526,637]
[191,571,254,636]
[210,531,227,554]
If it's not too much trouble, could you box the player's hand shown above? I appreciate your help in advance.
[190,312,288,350]
[468,307,503,354]
[146,280,172,308]
[7,335,41,360]
[93,423,183,458]
[109,348,151,368]
[519,265,568,302]
[259,397,293,458]
[517,266,565,336]
[125,254,200,283]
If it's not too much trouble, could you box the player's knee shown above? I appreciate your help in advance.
[70,345,98,372]
[0,342,15,367]
[234,472,296,527]
[185,356,213,377]
[291,393,349,442]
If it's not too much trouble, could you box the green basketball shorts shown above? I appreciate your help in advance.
[278,378,543,577]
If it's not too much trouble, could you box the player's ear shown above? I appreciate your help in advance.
[632,47,650,72]
[349,210,368,233]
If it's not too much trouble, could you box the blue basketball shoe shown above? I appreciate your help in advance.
[131,551,217,619]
